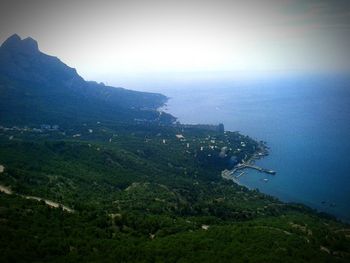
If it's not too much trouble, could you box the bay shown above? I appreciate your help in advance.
[161,75,350,221]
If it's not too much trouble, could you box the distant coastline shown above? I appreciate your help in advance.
[163,81,350,222]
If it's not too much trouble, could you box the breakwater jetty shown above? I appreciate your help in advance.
[222,143,275,183]
[234,163,276,175]
[222,160,276,183]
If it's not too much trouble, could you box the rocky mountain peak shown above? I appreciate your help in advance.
[1,34,39,54]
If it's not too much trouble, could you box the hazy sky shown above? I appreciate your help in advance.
[1,0,350,82]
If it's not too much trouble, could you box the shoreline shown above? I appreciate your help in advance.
[221,142,274,187]
[230,142,275,178]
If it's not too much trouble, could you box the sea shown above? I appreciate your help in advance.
[114,73,350,221]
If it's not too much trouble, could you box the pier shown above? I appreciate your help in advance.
[231,162,276,176]
[243,164,276,175]
[221,152,276,184]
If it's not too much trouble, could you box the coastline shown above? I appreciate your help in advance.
[222,141,275,185]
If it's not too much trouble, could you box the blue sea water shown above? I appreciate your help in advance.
[161,75,350,221]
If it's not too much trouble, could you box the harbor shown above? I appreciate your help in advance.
[232,162,276,175]
[221,148,276,183]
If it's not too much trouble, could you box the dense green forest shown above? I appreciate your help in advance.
[0,123,349,262]
[1,34,349,262]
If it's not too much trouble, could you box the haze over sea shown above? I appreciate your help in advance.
[133,73,350,221]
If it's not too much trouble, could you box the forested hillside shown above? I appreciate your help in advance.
[0,35,349,262]
[0,123,349,262]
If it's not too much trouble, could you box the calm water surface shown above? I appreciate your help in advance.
[163,76,350,221]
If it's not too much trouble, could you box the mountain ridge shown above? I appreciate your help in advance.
[0,34,175,126]
[1,35,350,263]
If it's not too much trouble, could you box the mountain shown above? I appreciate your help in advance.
[0,34,175,126]
[1,35,350,263]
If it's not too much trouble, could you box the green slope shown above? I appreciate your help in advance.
[0,123,349,262]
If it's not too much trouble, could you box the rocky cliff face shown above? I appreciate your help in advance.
[0,34,175,126]
[0,34,84,86]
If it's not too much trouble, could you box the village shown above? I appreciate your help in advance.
[0,122,272,184]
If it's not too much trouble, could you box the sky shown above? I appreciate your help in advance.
[1,0,350,85]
